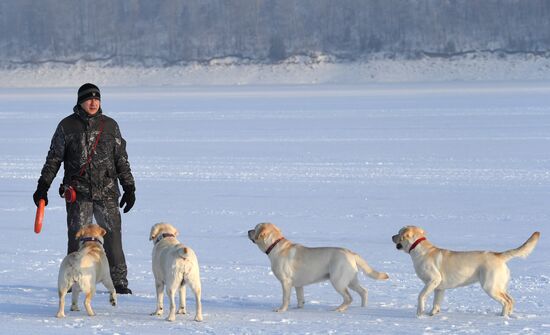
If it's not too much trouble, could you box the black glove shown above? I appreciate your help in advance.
[119,185,135,213]
[33,181,49,207]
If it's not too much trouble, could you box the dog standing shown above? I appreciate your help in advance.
[392,226,540,317]
[149,223,203,322]
[56,224,116,318]
[248,222,389,312]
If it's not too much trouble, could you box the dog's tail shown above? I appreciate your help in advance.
[498,232,540,262]
[177,246,189,259]
[354,254,389,280]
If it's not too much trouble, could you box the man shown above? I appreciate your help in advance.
[33,83,135,294]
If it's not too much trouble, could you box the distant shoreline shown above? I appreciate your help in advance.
[1,53,550,88]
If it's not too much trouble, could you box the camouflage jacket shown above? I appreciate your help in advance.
[38,106,135,200]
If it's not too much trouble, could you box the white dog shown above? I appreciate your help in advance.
[392,226,540,317]
[56,224,116,318]
[149,222,203,321]
[248,222,389,312]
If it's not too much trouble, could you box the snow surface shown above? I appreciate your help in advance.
[0,82,549,334]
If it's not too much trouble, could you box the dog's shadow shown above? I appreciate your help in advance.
[359,305,416,319]
[211,295,413,317]
[205,295,276,312]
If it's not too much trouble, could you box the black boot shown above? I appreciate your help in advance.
[115,284,132,295]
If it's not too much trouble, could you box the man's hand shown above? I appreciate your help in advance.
[33,181,49,206]
[119,186,135,213]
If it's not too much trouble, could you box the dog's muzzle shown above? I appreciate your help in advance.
[392,234,403,250]
[247,229,256,243]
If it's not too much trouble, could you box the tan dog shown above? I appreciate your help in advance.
[149,223,203,322]
[248,222,389,312]
[56,224,116,318]
[392,226,540,317]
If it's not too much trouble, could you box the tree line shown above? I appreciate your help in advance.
[1,0,549,66]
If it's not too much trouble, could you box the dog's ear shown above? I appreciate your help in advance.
[257,227,268,241]
[75,228,84,239]
[149,224,160,241]
[75,225,88,239]
[99,227,107,237]
[403,227,417,240]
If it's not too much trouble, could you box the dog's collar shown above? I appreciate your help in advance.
[79,237,103,245]
[265,237,285,255]
[409,237,426,253]
[155,233,176,244]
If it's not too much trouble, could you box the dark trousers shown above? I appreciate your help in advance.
[66,198,128,287]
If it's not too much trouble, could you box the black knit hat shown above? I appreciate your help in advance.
[77,83,101,104]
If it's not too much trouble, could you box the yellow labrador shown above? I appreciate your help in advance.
[149,223,203,322]
[56,224,116,318]
[392,226,540,317]
[248,222,389,312]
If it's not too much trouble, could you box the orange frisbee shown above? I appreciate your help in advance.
[34,199,45,234]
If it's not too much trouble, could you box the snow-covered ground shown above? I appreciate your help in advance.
[0,82,549,334]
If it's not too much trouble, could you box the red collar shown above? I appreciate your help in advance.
[409,237,427,253]
[266,237,285,255]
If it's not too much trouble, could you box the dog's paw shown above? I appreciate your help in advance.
[70,305,80,312]
[429,308,440,316]
[194,314,203,322]
[109,292,117,307]
[56,312,65,318]
[150,310,163,316]
[166,315,176,322]
[177,307,186,314]
[273,306,288,312]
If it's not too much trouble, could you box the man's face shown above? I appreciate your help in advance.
[80,98,100,115]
